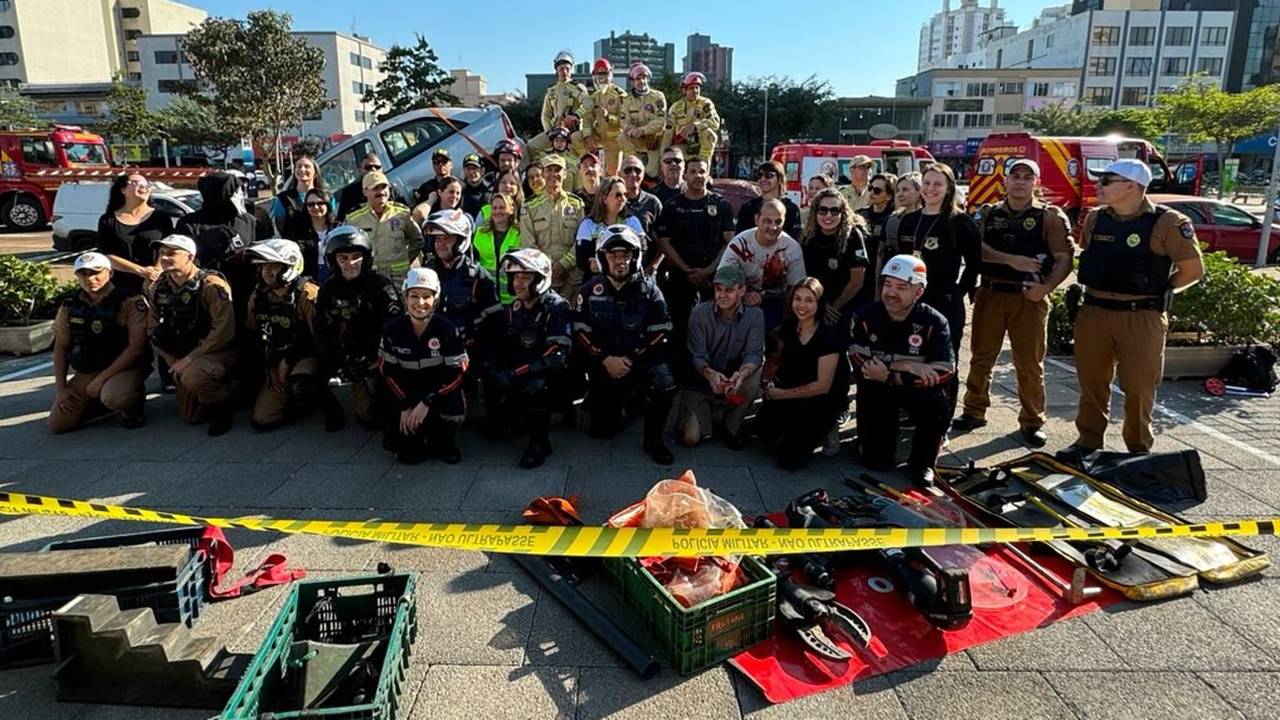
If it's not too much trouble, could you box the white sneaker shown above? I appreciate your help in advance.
[822,428,841,456]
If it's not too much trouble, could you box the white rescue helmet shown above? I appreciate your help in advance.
[553,50,574,68]
[500,247,553,297]
[402,266,441,296]
[881,253,928,286]
[595,224,644,279]
[423,208,474,256]
[246,238,305,283]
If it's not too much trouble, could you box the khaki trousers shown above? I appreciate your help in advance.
[251,357,321,427]
[961,287,1050,429]
[1072,304,1167,452]
[175,350,239,423]
[48,367,150,433]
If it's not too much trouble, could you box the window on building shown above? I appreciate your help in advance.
[933,81,962,97]
[1091,26,1120,46]
[0,52,17,65]
[76,101,104,117]
[1031,82,1050,97]
[128,72,142,81]
[995,113,1022,125]
[1046,33,1055,49]
[932,113,959,128]
[352,80,364,95]
[1052,81,1076,97]
[355,109,368,123]
[1201,27,1228,46]
[965,82,995,97]
[1162,56,1189,75]
[1197,57,1224,75]
[126,50,139,62]
[999,81,1023,95]
[1129,26,1156,46]
[1165,27,1193,46]
[121,7,141,19]
[0,1,11,11]
[157,79,197,94]
[124,29,141,40]
[962,113,992,128]
[1083,86,1113,106]
[944,98,984,112]
[154,50,179,64]
[1125,57,1153,76]
[1121,87,1149,106]
[0,25,12,39]
[362,55,372,69]
[1089,57,1117,75]
[1026,39,1034,62]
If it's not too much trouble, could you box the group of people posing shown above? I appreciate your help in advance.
[49,54,1205,483]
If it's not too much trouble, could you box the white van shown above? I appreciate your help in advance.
[51,182,203,252]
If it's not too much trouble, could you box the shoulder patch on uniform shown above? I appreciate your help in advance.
[1179,221,1195,239]
[216,286,230,302]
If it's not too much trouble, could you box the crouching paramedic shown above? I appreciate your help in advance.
[147,234,239,436]
[378,267,467,464]
[486,248,573,468]
[849,254,955,488]
[245,239,342,432]
[49,252,151,432]
[574,225,676,464]
[315,226,402,429]
[423,209,502,391]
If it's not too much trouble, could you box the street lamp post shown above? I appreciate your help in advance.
[1256,126,1280,268]
[762,85,769,162]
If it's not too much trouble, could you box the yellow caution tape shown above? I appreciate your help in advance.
[1,492,1275,558]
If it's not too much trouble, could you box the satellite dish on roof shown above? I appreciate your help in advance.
[869,123,899,140]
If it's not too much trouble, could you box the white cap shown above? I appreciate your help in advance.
[402,266,441,296]
[73,252,111,273]
[1101,159,1152,188]
[881,253,928,286]
[152,233,197,256]
[1008,158,1041,176]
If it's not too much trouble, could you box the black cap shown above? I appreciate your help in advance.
[463,153,482,167]
[432,148,451,160]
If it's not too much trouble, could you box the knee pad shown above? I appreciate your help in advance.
[647,363,676,397]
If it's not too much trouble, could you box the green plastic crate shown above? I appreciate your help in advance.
[220,573,417,720]
[603,555,775,675]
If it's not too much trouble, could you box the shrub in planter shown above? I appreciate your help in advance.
[1046,250,1280,355]
[0,255,73,326]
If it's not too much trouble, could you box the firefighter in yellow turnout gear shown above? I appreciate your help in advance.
[664,72,720,163]
[619,63,668,179]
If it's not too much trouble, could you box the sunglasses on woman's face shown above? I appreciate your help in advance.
[306,201,327,208]
[815,205,842,215]
[758,170,778,179]
[363,164,381,171]
[869,186,886,195]
[127,180,150,189]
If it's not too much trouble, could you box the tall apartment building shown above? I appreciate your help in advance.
[947,8,1235,109]
[137,31,387,138]
[917,0,1009,70]
[0,0,204,88]
[682,33,733,87]
[1164,0,1280,90]
[897,67,1080,161]
[593,31,676,76]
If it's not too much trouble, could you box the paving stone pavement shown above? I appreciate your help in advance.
[1,340,1278,719]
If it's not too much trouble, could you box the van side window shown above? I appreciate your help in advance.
[784,162,799,183]
[1084,158,1113,179]
[318,140,375,192]
[21,139,56,165]
[380,118,453,167]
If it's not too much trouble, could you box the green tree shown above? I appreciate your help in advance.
[1018,102,1103,136]
[708,75,836,164]
[504,92,543,141]
[361,34,459,122]
[652,71,682,109]
[0,90,46,130]
[181,10,334,177]
[104,78,158,142]
[1158,76,1280,197]
[157,95,239,161]
[1091,107,1169,141]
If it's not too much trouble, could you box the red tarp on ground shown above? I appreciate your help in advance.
[730,517,1124,704]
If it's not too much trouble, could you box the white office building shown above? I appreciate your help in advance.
[918,0,1010,70]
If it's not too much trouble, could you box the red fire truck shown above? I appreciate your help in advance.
[0,125,211,230]
[770,140,935,206]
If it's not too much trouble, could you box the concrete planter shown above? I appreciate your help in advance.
[0,320,54,355]
[1163,344,1236,380]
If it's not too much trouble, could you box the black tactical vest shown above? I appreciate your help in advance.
[65,286,130,374]
[1078,206,1172,296]
[150,269,216,356]
[252,279,309,359]
[979,203,1052,282]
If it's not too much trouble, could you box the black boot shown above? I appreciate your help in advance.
[320,388,345,432]
[519,412,552,469]
[438,423,462,464]
[642,397,674,465]
[207,403,234,437]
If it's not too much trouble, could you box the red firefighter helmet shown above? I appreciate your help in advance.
[628,63,652,80]
[592,58,613,75]
[681,72,706,88]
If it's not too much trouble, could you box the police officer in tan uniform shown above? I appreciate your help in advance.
[1064,159,1204,456]
[346,170,421,286]
[664,72,720,163]
[952,159,1072,447]
[49,252,152,432]
[582,57,627,175]
[528,51,588,161]
[518,154,586,300]
[146,234,240,435]
[619,63,668,180]
[840,155,875,212]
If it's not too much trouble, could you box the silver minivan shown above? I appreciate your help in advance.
[316,106,518,207]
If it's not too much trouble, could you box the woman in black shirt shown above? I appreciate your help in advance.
[856,173,898,308]
[96,173,175,293]
[286,187,335,280]
[749,277,852,470]
[799,188,868,337]
[891,164,980,355]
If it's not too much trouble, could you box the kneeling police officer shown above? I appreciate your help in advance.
[574,225,676,464]
[486,248,573,468]
[49,252,152,432]
[245,239,342,431]
[378,267,468,464]
[315,226,402,429]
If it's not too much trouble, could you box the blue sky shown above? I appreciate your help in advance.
[183,1,1054,96]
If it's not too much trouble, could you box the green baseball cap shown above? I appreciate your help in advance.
[713,264,746,287]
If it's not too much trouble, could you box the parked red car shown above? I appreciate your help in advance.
[1149,194,1280,264]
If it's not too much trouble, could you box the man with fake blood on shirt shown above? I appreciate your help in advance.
[848,254,956,488]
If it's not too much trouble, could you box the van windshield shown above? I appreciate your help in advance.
[63,142,109,166]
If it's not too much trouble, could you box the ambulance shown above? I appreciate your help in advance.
[771,141,935,207]
[965,133,1200,221]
